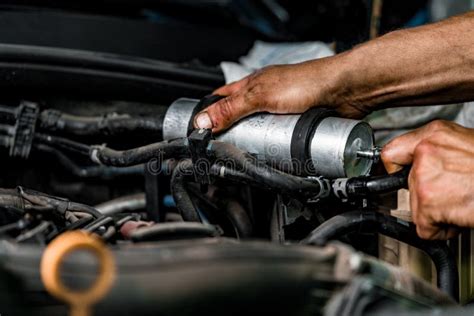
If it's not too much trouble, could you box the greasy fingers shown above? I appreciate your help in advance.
[193,63,336,132]
[194,93,258,132]
[395,120,474,240]
[381,120,452,174]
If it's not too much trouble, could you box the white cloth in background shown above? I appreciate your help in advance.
[455,102,474,127]
[220,40,334,84]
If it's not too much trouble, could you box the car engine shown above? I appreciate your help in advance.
[0,1,468,316]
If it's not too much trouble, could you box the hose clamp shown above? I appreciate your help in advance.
[332,178,349,200]
[306,176,331,201]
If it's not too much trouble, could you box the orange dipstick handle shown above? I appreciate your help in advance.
[41,231,115,316]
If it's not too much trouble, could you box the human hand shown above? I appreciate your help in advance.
[381,120,474,240]
[193,57,370,132]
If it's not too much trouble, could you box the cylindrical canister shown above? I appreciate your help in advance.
[163,98,375,178]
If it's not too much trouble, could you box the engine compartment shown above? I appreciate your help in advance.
[0,51,459,314]
[0,2,469,315]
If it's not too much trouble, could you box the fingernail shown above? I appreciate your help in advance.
[195,112,213,129]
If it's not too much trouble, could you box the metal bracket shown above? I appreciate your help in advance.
[188,128,214,185]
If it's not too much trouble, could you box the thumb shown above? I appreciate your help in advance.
[193,93,256,132]
[381,128,428,173]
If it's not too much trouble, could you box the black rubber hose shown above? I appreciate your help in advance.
[34,133,189,167]
[95,193,146,216]
[302,211,459,300]
[90,138,189,167]
[83,216,114,233]
[209,141,324,199]
[210,162,320,198]
[224,200,253,238]
[34,133,91,156]
[66,202,104,219]
[34,144,143,179]
[130,222,221,242]
[209,164,256,184]
[170,160,200,222]
[39,110,165,138]
[345,167,410,197]
[171,155,324,224]
[65,216,95,231]
[172,156,323,224]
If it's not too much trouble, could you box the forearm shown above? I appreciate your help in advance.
[325,11,474,112]
[194,11,474,131]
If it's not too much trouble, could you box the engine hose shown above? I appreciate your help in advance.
[130,222,221,242]
[209,141,326,200]
[83,216,114,233]
[35,144,144,179]
[336,167,410,198]
[95,193,146,216]
[172,156,327,223]
[170,160,200,222]
[224,200,253,238]
[34,133,189,167]
[89,138,189,167]
[39,110,165,138]
[34,133,90,156]
[33,133,325,199]
[208,163,320,198]
[302,211,459,300]
[66,202,103,219]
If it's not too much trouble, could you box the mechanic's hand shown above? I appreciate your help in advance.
[381,120,474,240]
[193,59,370,132]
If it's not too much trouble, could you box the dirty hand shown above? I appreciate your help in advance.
[194,11,474,132]
[382,120,474,240]
[193,58,369,132]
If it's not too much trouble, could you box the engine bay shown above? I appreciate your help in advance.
[0,62,457,315]
[0,1,470,315]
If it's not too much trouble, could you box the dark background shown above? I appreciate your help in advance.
[0,0,429,64]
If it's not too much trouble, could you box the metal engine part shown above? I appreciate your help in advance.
[163,98,375,178]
